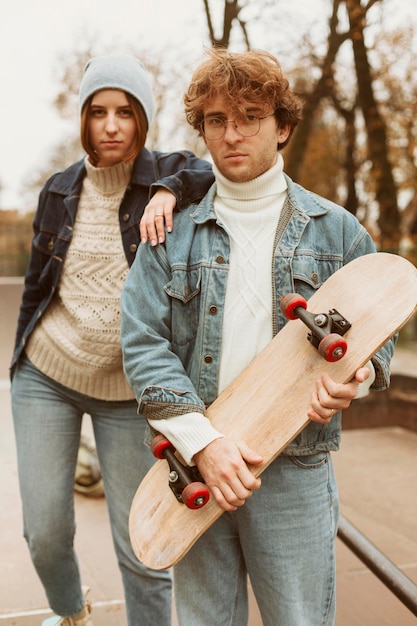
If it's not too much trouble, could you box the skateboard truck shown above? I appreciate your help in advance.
[151,434,210,509]
[281,293,351,362]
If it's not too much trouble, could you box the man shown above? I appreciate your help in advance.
[121,48,394,626]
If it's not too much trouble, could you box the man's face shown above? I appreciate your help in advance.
[201,97,290,182]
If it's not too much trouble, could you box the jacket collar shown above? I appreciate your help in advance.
[191,172,330,225]
[284,174,330,217]
[47,148,158,197]
[48,159,86,196]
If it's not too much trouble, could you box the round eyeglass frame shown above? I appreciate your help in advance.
[200,113,276,141]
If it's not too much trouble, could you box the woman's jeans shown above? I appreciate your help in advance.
[11,356,171,625]
[174,452,340,626]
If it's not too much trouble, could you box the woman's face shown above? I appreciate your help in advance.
[88,89,137,167]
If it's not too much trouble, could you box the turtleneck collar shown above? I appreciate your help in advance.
[84,156,133,195]
[213,152,287,202]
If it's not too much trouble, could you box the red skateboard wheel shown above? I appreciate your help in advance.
[280,293,307,320]
[182,482,210,509]
[151,434,174,459]
[318,334,348,362]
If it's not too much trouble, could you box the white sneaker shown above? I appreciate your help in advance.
[42,587,93,626]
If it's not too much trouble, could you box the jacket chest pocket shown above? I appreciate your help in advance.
[164,267,201,347]
[34,229,71,291]
[291,255,341,299]
[33,231,59,256]
[34,223,72,255]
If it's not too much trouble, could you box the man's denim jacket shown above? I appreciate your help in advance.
[121,174,395,456]
[10,149,214,378]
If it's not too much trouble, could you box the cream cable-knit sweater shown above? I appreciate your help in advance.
[149,155,288,463]
[26,158,135,401]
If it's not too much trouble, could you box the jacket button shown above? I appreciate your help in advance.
[122,213,130,222]
[216,255,225,264]
[130,244,138,253]
[311,272,318,283]
[209,305,217,315]
[204,355,213,363]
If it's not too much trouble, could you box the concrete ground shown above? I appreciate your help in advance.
[1,278,416,625]
[1,387,416,625]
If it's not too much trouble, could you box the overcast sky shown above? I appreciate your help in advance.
[1,0,415,211]
[1,0,211,209]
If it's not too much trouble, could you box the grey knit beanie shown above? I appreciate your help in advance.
[79,55,155,128]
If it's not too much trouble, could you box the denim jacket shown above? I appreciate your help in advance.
[11,148,214,377]
[121,174,394,456]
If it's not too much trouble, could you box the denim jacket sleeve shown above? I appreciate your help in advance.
[11,171,74,365]
[148,151,214,209]
[121,238,206,420]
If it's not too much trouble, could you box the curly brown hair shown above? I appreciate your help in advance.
[184,48,303,149]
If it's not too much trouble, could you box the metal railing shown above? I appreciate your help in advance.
[337,515,417,616]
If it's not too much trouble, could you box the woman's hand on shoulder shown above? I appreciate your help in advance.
[140,189,176,246]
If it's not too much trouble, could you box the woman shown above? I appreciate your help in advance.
[10,55,213,626]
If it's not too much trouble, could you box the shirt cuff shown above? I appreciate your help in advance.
[148,412,224,465]
[354,360,376,399]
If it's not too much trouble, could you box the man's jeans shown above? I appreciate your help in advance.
[175,451,339,626]
[11,356,171,625]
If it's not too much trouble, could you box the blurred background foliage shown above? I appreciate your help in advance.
[1,0,417,277]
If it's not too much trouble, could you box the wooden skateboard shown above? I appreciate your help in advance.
[129,252,417,570]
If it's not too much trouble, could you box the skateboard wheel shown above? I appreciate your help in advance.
[181,482,210,509]
[318,334,348,362]
[280,293,307,320]
[151,434,174,459]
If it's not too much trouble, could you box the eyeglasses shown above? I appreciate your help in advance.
[200,113,276,141]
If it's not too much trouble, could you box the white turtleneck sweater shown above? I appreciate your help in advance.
[149,154,288,463]
[26,157,135,401]
[215,155,288,393]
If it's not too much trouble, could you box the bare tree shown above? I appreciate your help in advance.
[345,0,400,246]
[21,1,415,252]
[285,0,350,181]
[283,0,402,244]
[203,0,250,49]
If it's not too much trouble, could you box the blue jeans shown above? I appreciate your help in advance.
[11,356,171,625]
[174,452,339,626]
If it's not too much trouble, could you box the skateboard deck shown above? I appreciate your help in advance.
[129,252,417,570]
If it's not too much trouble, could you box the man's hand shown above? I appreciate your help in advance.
[194,438,263,511]
[307,366,370,423]
[140,189,175,246]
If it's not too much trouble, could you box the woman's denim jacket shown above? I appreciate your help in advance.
[10,148,214,378]
[121,174,395,456]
